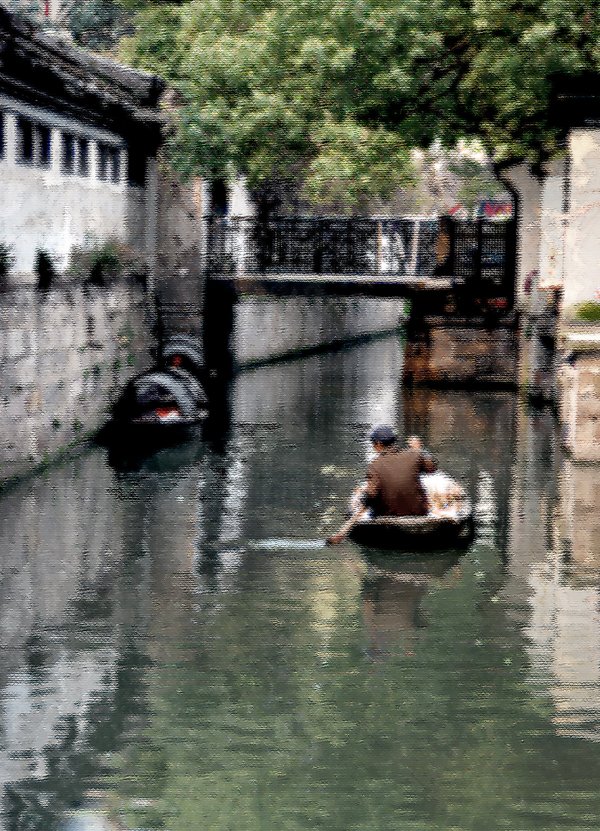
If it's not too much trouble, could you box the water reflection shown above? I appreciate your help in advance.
[1,335,600,829]
[361,554,462,661]
[522,460,600,742]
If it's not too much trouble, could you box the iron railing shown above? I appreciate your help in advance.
[204,216,439,277]
[449,218,516,299]
[204,215,516,296]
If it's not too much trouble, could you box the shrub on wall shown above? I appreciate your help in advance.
[69,239,148,287]
[0,243,15,283]
[35,249,57,291]
[574,302,600,323]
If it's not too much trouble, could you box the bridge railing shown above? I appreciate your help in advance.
[203,215,516,296]
[449,218,516,300]
[203,216,439,277]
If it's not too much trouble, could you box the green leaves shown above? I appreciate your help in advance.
[304,120,415,209]
[122,0,600,204]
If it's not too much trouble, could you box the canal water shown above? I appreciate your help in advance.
[1,335,600,831]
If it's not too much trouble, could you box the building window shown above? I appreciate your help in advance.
[62,133,75,174]
[109,147,121,183]
[0,111,4,160]
[97,142,109,180]
[127,148,146,187]
[98,143,122,183]
[17,117,34,164]
[38,125,51,168]
[17,118,53,167]
[78,138,89,176]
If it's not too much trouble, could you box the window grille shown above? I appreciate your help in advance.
[97,142,109,180]
[109,146,120,183]
[62,133,75,174]
[17,117,34,163]
[38,125,51,167]
[78,138,89,176]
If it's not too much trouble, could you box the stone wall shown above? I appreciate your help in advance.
[0,281,153,485]
[559,458,600,563]
[403,317,518,387]
[559,346,600,462]
[233,296,405,367]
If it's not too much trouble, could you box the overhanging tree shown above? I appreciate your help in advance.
[119,0,600,207]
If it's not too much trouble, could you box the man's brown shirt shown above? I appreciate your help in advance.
[365,448,436,516]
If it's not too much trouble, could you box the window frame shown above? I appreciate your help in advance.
[61,132,76,175]
[17,116,34,165]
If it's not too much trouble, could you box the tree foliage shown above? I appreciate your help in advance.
[120,0,600,204]
[63,0,133,50]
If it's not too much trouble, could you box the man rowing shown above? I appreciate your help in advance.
[326,425,437,545]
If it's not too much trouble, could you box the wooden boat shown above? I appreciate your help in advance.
[109,366,208,444]
[349,502,474,551]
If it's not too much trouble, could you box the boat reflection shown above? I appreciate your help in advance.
[361,553,462,661]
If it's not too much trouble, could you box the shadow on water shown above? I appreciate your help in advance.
[104,376,234,475]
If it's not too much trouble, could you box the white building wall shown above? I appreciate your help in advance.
[0,93,147,278]
[538,159,566,291]
[500,163,542,305]
[228,176,255,216]
[562,129,600,311]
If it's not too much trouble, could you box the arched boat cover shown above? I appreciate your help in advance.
[161,335,204,375]
[125,369,203,418]
[167,367,208,406]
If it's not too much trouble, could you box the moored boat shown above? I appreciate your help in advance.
[109,365,208,443]
[349,503,474,550]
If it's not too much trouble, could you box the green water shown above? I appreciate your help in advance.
[1,336,599,831]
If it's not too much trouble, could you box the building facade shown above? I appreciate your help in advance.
[0,4,168,485]
[0,4,163,281]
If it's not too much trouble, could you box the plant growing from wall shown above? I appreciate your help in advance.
[0,243,15,283]
[574,302,600,323]
[69,239,148,287]
[35,249,56,291]
[88,241,122,287]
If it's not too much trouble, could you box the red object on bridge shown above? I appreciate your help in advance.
[44,0,50,16]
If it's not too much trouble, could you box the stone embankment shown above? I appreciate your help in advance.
[0,281,153,485]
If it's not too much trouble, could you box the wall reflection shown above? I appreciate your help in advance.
[0,452,153,828]
[522,460,600,741]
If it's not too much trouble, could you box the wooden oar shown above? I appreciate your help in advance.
[326,507,369,545]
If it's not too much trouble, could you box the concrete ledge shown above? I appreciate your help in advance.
[213,274,459,297]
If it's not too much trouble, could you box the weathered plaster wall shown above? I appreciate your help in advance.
[0,95,154,278]
[234,297,404,367]
[0,281,153,486]
[155,168,205,336]
[563,129,600,311]
[500,163,543,305]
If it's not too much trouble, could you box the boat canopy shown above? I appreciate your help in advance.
[123,369,203,419]
[161,335,204,376]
